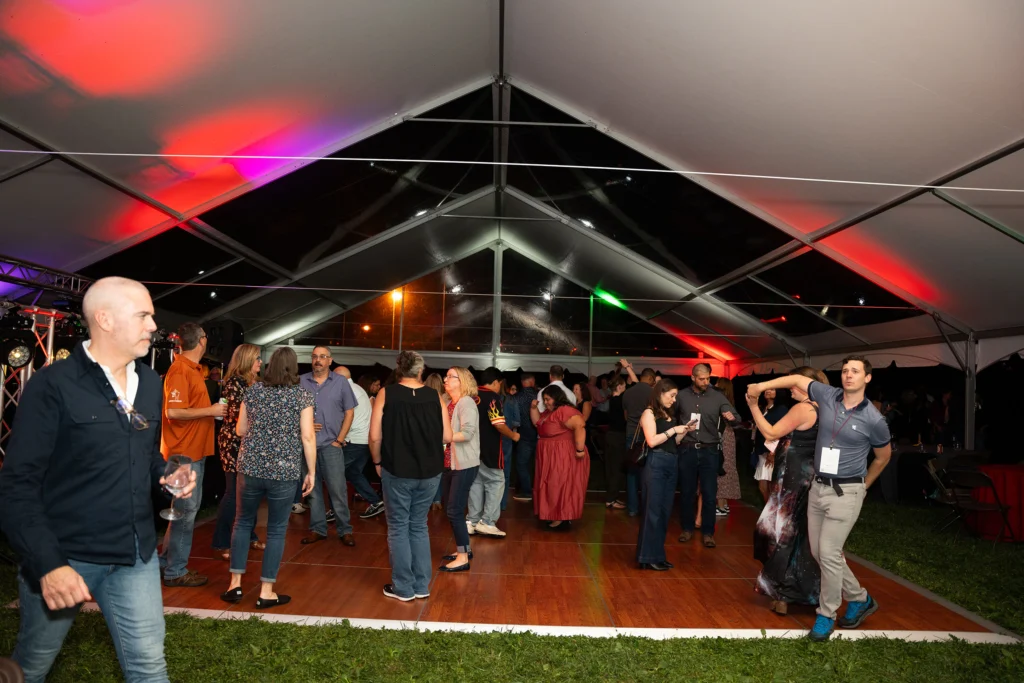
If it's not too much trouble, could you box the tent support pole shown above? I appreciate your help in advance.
[587,294,594,379]
[491,244,504,367]
[964,332,977,450]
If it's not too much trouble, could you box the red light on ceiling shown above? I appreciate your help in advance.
[1,0,223,97]
[761,316,787,324]
[793,294,800,299]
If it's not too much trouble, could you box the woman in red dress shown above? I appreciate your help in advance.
[529,386,590,531]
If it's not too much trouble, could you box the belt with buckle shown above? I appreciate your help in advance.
[685,442,721,450]
[814,475,865,497]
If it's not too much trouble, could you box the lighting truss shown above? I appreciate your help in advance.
[0,308,59,460]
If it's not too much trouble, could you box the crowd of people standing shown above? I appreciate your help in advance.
[0,276,899,681]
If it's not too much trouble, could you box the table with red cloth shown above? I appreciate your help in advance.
[966,464,1024,542]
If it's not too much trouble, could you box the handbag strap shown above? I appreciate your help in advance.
[629,417,644,447]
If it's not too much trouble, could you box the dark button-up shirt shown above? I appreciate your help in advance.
[675,385,737,445]
[299,372,357,448]
[808,381,891,478]
[0,342,166,582]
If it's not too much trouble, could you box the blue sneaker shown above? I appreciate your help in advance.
[840,595,878,629]
[808,615,835,642]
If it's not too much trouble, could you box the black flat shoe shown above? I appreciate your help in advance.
[255,595,291,609]
[663,560,674,569]
[544,521,572,532]
[438,563,470,572]
[220,587,243,603]
[639,562,671,571]
[442,551,473,561]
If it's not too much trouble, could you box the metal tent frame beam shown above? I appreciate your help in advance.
[502,186,807,356]
[197,185,496,324]
[509,81,978,336]
[257,238,502,347]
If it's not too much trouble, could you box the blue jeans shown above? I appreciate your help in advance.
[442,467,478,552]
[231,474,295,582]
[381,469,440,598]
[344,443,381,505]
[500,438,514,509]
[679,446,719,536]
[636,450,678,564]
[515,439,536,496]
[160,457,205,580]
[14,536,168,683]
[212,470,258,550]
[307,444,354,536]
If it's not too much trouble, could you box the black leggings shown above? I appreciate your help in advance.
[442,467,478,552]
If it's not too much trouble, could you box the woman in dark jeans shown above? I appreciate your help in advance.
[635,380,696,571]
[439,366,480,572]
[221,347,316,609]
[369,351,453,601]
[211,343,263,558]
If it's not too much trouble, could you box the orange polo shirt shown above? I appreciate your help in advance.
[161,355,214,461]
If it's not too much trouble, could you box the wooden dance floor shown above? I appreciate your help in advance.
[162,493,1005,638]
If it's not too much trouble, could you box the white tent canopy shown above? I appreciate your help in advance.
[3,1,1024,448]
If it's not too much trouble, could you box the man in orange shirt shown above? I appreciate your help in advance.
[160,322,224,587]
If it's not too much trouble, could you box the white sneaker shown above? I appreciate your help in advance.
[291,503,308,514]
[474,523,506,538]
[466,520,477,535]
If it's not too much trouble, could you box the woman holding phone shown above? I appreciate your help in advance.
[635,380,695,571]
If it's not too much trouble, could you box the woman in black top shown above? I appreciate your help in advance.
[603,375,629,509]
[635,380,696,571]
[369,351,453,601]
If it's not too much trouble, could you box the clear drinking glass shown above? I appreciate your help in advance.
[160,454,193,521]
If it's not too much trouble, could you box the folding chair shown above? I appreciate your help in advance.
[923,460,967,533]
[945,469,1018,546]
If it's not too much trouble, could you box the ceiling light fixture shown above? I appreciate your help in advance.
[391,290,403,302]
[362,325,371,332]
[450,284,463,294]
[542,291,552,301]
[857,297,866,305]
[415,209,428,217]
[198,270,205,275]
[579,219,594,229]
[209,291,218,299]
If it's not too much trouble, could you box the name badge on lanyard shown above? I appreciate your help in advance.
[822,406,855,475]
[820,447,841,475]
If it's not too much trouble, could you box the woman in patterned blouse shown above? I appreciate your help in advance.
[211,343,264,558]
[221,347,317,610]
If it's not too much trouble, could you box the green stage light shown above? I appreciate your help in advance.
[595,290,626,310]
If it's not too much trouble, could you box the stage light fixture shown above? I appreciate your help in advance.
[414,209,428,218]
[198,270,205,275]
[579,219,595,229]
[362,325,371,332]
[450,284,463,294]
[2,338,33,369]
[857,297,866,305]
[391,290,403,302]
[209,291,218,299]
[542,291,552,301]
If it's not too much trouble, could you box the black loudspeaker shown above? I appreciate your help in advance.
[204,320,244,366]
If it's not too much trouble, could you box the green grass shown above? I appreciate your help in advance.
[0,605,1022,682]
[3,491,1023,681]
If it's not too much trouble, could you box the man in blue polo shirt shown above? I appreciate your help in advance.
[747,355,891,642]
[299,346,358,546]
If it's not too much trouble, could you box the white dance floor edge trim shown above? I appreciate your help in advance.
[158,606,1019,644]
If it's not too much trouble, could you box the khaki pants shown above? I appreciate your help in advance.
[807,481,869,619]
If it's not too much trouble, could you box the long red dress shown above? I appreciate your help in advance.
[534,405,590,521]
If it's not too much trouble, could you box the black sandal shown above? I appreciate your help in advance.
[255,595,291,609]
[220,587,243,603]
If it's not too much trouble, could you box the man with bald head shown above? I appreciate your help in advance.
[334,365,384,517]
[0,276,196,682]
